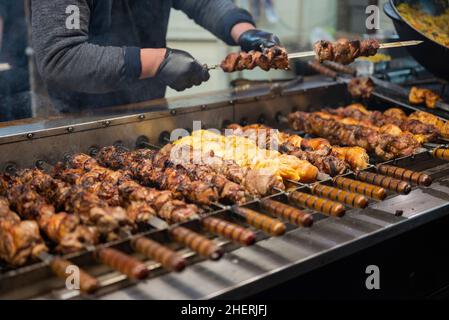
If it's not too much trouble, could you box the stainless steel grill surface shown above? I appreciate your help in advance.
[1,77,449,299]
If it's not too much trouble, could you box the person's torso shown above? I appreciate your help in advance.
[89,0,171,48]
[50,0,173,112]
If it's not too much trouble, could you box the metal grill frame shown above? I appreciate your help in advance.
[1,77,449,299]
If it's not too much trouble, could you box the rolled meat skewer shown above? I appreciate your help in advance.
[376,165,432,187]
[333,176,387,200]
[232,207,286,236]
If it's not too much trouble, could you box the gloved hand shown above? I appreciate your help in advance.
[156,48,210,92]
[238,29,281,52]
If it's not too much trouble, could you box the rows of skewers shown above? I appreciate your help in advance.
[1,106,448,295]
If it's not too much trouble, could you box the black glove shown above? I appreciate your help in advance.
[238,29,281,52]
[156,48,210,92]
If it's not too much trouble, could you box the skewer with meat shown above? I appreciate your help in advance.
[110,146,251,204]
[409,87,441,109]
[228,124,369,173]
[96,146,219,205]
[227,124,348,175]
[288,111,421,160]
[55,154,199,223]
[174,130,319,183]
[167,143,286,197]
[220,46,290,72]
[152,145,252,204]
[314,39,380,65]
[1,174,99,252]
[0,196,48,266]
[323,104,440,142]
[10,169,131,241]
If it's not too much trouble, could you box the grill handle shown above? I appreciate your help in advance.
[97,248,149,280]
[49,258,99,294]
[170,227,223,261]
[131,237,186,272]
[288,191,346,217]
[433,148,449,162]
[377,164,432,187]
[232,207,286,236]
[260,199,314,227]
[333,176,387,200]
[311,184,369,208]
[355,171,412,195]
[202,217,256,246]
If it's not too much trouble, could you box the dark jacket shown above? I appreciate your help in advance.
[31,0,254,112]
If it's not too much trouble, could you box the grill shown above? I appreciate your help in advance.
[1,77,449,300]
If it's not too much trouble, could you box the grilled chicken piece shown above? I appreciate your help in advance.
[331,147,370,171]
[384,108,407,120]
[348,77,375,99]
[325,104,440,142]
[10,169,129,241]
[409,111,449,139]
[0,197,48,266]
[409,87,441,109]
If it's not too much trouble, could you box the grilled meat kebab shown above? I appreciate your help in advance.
[289,111,421,160]
[96,146,220,205]
[7,169,131,241]
[228,123,369,175]
[220,46,290,72]
[314,39,380,65]
[1,173,100,252]
[55,154,200,223]
[324,104,440,142]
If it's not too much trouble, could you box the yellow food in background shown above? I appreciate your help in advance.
[398,3,449,48]
[359,53,391,63]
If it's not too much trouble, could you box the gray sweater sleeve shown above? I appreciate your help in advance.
[172,0,255,45]
[31,0,140,94]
